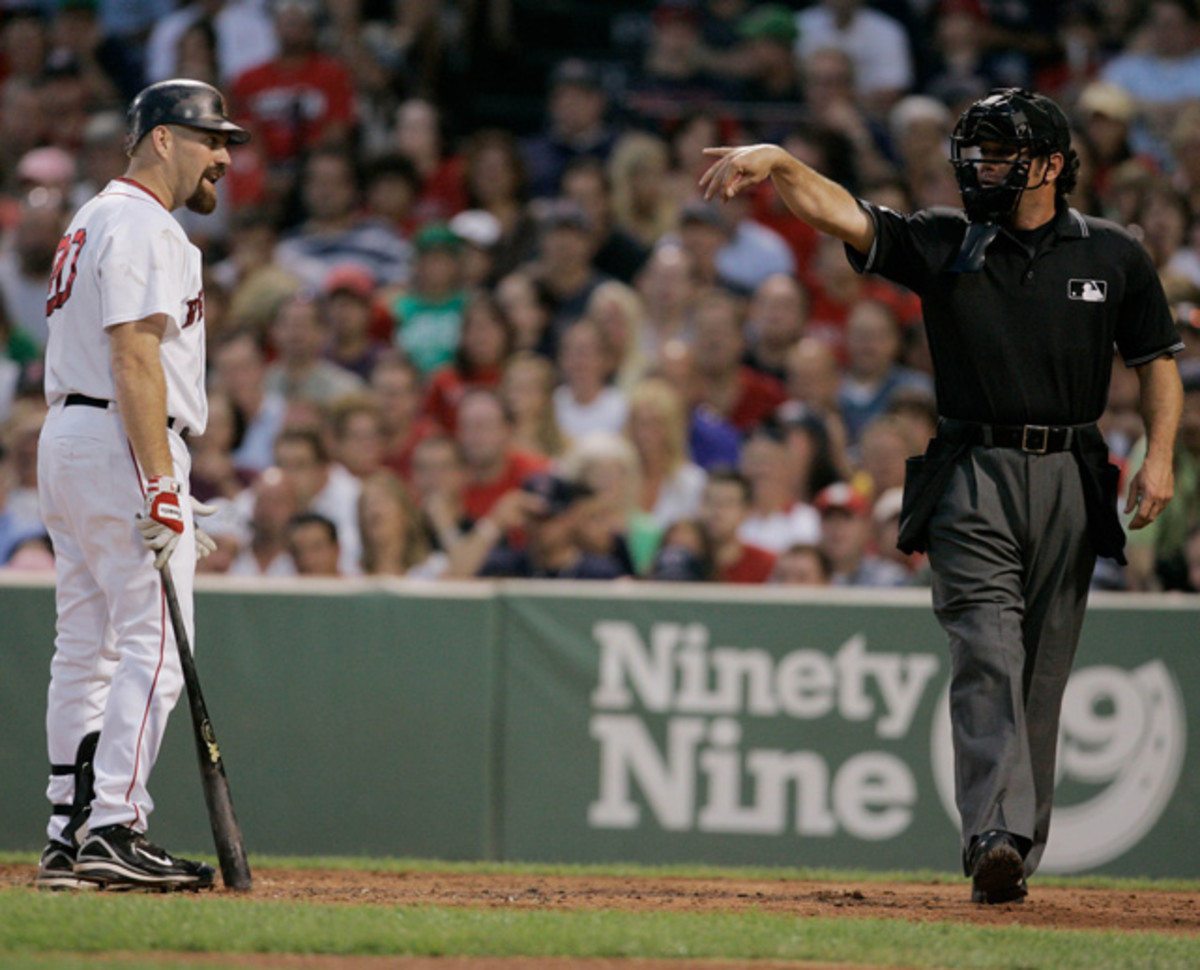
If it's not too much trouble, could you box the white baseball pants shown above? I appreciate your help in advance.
[38,401,196,841]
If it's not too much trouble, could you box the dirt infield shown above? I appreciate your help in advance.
[6,862,1199,936]
[249,867,1200,934]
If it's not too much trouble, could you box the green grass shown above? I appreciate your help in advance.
[2,855,1198,969]
[0,893,1197,970]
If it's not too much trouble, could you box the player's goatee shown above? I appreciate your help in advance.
[186,182,217,214]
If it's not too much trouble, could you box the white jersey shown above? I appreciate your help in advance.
[43,178,208,436]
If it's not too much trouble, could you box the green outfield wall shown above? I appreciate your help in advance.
[2,576,1197,877]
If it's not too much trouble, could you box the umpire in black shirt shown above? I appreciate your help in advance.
[701,88,1184,904]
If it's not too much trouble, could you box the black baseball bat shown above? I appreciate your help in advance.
[160,562,252,891]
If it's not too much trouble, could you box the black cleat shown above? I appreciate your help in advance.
[36,841,97,891]
[969,829,1028,904]
[75,825,215,891]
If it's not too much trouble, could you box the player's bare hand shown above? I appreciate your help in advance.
[191,496,217,561]
[699,144,786,201]
[1125,458,1174,530]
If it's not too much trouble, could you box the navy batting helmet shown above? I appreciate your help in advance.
[126,79,249,154]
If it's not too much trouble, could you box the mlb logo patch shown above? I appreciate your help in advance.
[1068,279,1107,302]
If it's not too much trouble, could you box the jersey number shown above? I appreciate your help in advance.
[47,229,87,315]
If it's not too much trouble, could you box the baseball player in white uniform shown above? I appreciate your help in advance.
[35,80,248,891]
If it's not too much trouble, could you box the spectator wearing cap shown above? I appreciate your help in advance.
[699,469,776,583]
[770,543,831,585]
[449,209,504,289]
[1074,81,1138,207]
[523,57,618,199]
[323,265,388,381]
[737,422,821,554]
[795,0,914,118]
[536,199,611,350]
[735,3,805,105]
[678,201,731,290]
[456,388,551,522]
[459,472,628,579]
[388,222,468,376]
[691,287,787,433]
[815,482,909,587]
[837,298,933,445]
[0,188,69,350]
[275,147,412,291]
[1100,0,1200,166]
[264,293,366,406]
[424,291,514,434]
[562,156,650,284]
[871,485,926,581]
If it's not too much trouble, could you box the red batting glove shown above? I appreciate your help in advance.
[136,475,185,569]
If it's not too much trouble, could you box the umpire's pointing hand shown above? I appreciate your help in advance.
[699,145,788,202]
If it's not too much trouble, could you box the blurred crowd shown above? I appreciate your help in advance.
[1,0,1200,592]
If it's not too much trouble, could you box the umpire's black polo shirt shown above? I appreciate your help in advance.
[845,201,1183,426]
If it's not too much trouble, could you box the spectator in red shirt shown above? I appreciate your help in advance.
[699,469,776,583]
[456,388,550,521]
[424,291,515,434]
[231,0,356,199]
[691,287,786,432]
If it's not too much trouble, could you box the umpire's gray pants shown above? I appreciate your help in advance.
[928,446,1096,876]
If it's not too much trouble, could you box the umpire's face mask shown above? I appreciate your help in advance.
[950,140,1035,224]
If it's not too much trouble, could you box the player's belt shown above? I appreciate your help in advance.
[951,420,1080,454]
[64,392,190,440]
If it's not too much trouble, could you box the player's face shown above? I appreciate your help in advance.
[175,127,232,214]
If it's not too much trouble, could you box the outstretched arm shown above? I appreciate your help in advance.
[699,144,876,254]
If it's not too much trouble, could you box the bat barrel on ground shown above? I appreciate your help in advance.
[160,562,252,891]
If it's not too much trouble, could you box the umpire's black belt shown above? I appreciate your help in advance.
[65,392,190,441]
[940,418,1084,454]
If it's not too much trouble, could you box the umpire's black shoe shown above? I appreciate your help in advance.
[36,840,97,891]
[968,829,1028,904]
[75,825,215,891]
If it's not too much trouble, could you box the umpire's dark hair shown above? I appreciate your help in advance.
[287,511,339,545]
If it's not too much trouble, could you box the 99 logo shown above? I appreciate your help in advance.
[931,660,1186,872]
